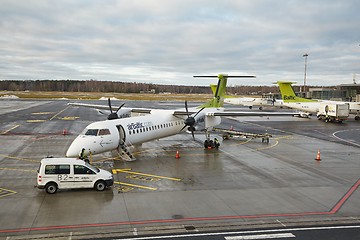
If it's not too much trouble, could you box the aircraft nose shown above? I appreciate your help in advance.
[66,136,86,157]
[66,142,81,157]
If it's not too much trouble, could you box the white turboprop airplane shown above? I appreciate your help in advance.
[209,84,283,110]
[66,74,297,160]
[277,81,360,120]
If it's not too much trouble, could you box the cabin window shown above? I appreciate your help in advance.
[84,129,98,136]
[98,129,110,136]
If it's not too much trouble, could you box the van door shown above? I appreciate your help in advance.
[44,164,73,189]
[73,164,97,188]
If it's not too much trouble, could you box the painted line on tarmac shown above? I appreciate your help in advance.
[332,129,360,148]
[26,120,47,123]
[224,233,295,239]
[0,167,36,172]
[114,181,157,191]
[330,178,360,213]
[49,105,71,121]
[0,154,39,162]
[0,124,20,135]
[114,169,182,182]
[0,187,17,198]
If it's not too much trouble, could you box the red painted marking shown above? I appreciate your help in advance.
[330,179,360,213]
[0,179,359,234]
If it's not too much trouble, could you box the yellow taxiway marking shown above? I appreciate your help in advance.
[25,106,72,123]
[26,119,47,123]
[49,106,70,121]
[60,116,79,120]
[114,181,157,191]
[0,154,39,163]
[0,167,36,172]
[112,168,132,174]
[113,169,182,182]
[1,125,20,135]
[0,188,17,198]
[32,112,54,115]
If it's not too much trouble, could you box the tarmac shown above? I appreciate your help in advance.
[0,98,359,239]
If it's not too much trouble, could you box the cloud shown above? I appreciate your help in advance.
[0,0,359,86]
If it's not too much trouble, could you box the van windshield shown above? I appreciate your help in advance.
[85,162,100,173]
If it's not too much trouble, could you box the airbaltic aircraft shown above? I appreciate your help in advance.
[66,74,296,160]
[209,84,283,110]
[277,81,360,120]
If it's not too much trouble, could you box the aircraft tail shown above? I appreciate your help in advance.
[195,74,255,108]
[210,83,233,99]
[277,81,316,102]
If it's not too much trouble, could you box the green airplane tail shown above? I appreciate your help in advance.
[277,81,316,102]
[198,74,229,108]
[194,74,255,108]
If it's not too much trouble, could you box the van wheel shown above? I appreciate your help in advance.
[95,180,106,191]
[45,183,58,194]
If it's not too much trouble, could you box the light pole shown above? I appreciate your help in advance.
[303,53,308,94]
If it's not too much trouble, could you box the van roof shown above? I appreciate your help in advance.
[41,157,85,164]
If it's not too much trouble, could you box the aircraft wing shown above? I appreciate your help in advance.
[205,111,297,117]
[173,110,198,116]
[67,102,152,114]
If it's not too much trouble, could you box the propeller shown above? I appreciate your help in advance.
[180,101,204,140]
[107,98,125,120]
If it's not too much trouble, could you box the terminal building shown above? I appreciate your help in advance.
[309,84,360,102]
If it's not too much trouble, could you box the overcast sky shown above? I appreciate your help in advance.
[1,0,359,86]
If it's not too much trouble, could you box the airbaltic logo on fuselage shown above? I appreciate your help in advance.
[127,121,153,130]
[283,95,296,101]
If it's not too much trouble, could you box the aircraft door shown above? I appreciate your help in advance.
[116,125,126,145]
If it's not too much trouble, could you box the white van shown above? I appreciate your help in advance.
[37,158,114,194]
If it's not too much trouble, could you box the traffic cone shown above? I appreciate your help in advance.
[315,149,321,161]
[175,150,180,159]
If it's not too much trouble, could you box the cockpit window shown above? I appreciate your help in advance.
[84,129,99,136]
[98,129,110,136]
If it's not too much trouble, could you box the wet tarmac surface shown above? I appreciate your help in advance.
[0,99,359,239]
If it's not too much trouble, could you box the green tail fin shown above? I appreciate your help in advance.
[277,81,316,102]
[200,74,229,108]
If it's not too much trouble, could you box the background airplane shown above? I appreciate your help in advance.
[277,81,360,121]
[66,74,297,161]
[209,84,283,110]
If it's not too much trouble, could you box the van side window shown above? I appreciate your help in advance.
[45,165,70,174]
[74,165,95,174]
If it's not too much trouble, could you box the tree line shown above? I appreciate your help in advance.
[0,80,296,95]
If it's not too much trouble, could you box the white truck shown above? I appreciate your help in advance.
[37,158,114,194]
[317,103,349,123]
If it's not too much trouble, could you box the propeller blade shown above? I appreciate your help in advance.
[185,100,190,117]
[108,98,113,113]
[193,107,205,118]
[180,125,187,132]
[115,103,125,113]
[191,129,195,140]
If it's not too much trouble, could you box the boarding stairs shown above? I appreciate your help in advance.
[118,143,135,161]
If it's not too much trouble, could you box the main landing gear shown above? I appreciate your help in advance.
[204,132,220,149]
